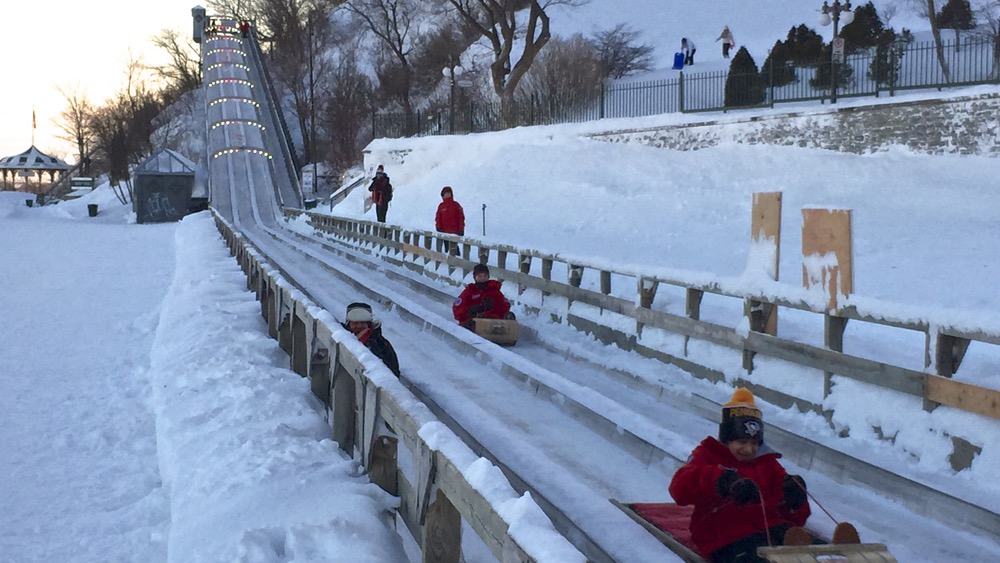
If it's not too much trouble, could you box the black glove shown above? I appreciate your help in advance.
[469,304,485,316]
[482,298,494,310]
[716,470,740,497]
[782,474,807,509]
[730,478,760,505]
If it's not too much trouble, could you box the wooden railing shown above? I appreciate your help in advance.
[213,212,583,563]
[292,210,1000,470]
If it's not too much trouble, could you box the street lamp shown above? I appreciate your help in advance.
[442,57,464,134]
[820,0,854,104]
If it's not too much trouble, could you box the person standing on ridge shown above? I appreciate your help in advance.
[682,38,697,66]
[716,26,735,59]
[368,164,393,223]
[435,186,465,255]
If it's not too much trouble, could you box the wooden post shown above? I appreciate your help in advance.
[369,435,398,496]
[743,192,783,372]
[803,208,853,402]
[291,314,309,376]
[802,208,853,312]
[568,264,583,288]
[600,270,612,295]
[309,347,331,407]
[423,489,462,563]
[331,363,357,455]
[518,255,532,295]
[684,288,703,356]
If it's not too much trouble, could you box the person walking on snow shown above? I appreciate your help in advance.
[453,264,513,329]
[669,388,810,562]
[342,302,400,377]
[435,186,465,255]
[682,37,697,66]
[717,26,735,59]
[368,164,393,222]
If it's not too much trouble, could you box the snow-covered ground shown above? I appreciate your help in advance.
[3,94,998,559]
[0,190,406,562]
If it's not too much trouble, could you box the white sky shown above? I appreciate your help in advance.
[0,0,198,161]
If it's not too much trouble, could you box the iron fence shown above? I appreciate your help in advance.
[373,36,998,138]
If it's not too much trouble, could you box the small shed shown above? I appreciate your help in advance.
[133,149,197,224]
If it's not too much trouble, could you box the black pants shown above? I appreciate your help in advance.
[375,203,388,222]
[723,43,732,58]
[710,525,790,563]
[685,49,696,65]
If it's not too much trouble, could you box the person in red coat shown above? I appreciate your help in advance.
[435,186,465,255]
[669,388,810,562]
[452,264,512,329]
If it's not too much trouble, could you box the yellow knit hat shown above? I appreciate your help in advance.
[719,388,764,443]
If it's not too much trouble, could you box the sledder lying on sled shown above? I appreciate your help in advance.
[614,388,896,563]
[453,263,518,346]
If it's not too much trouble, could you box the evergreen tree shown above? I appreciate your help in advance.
[785,25,826,65]
[725,47,765,107]
[840,2,885,54]
[761,40,797,87]
[868,29,906,88]
[936,0,976,50]
[810,44,855,91]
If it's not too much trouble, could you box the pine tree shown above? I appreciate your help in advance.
[936,0,976,51]
[725,47,765,107]
[785,25,826,65]
[761,40,797,87]
[840,2,885,54]
[868,29,906,88]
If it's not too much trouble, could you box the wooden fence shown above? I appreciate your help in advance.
[213,212,582,563]
[293,209,1000,470]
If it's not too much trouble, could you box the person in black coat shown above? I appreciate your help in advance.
[343,302,400,377]
[368,164,393,222]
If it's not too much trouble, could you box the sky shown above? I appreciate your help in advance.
[0,0,198,162]
[0,0,936,164]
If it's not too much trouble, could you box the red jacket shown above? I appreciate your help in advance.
[453,280,511,323]
[435,199,465,235]
[668,437,810,557]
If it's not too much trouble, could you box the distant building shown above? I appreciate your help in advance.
[0,146,72,193]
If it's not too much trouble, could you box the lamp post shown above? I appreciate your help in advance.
[820,0,854,104]
[442,57,464,134]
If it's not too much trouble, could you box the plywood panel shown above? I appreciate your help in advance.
[802,208,853,311]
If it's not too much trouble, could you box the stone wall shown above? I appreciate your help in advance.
[590,92,1000,156]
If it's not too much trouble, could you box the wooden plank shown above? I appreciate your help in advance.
[758,543,897,562]
[927,375,1000,420]
[802,208,853,311]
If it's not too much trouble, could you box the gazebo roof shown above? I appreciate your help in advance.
[0,145,71,172]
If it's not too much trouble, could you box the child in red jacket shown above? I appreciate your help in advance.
[669,388,810,562]
[435,186,465,254]
[453,264,512,328]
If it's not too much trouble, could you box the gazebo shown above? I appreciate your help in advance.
[0,146,72,193]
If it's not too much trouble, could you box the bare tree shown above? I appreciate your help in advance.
[149,29,203,97]
[343,0,428,117]
[911,0,952,80]
[977,0,1000,79]
[55,84,95,174]
[521,34,603,120]
[447,0,588,123]
[591,23,655,79]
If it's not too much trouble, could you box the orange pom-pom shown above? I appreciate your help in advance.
[726,388,756,407]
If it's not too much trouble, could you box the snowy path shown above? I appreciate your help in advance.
[0,218,174,561]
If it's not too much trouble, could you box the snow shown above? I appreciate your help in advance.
[4,1,1000,561]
